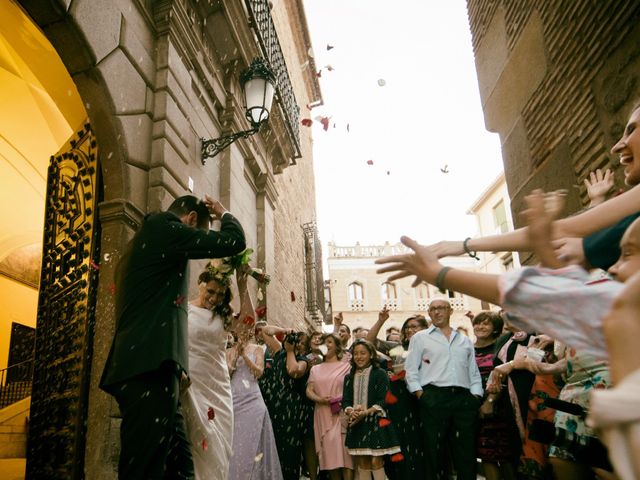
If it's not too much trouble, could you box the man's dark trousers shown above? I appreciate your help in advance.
[419,384,479,480]
[113,364,194,479]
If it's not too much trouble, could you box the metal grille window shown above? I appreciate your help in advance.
[245,0,302,159]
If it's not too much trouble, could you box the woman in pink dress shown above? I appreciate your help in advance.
[306,333,354,480]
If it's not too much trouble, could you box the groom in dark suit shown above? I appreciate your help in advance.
[100,195,246,479]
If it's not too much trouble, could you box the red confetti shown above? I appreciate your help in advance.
[385,391,398,405]
[275,332,286,342]
[320,117,330,131]
[367,160,374,165]
[108,283,116,295]
[391,453,404,463]
[301,118,313,127]
[379,418,391,427]
[207,406,215,421]
[174,295,186,306]
[201,438,208,450]
[290,291,296,301]
[242,315,255,326]
[316,70,322,78]
[390,370,406,382]
[255,305,267,318]
[90,259,100,271]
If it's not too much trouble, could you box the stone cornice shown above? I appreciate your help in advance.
[98,198,145,230]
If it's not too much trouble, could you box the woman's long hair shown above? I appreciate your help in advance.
[197,269,234,330]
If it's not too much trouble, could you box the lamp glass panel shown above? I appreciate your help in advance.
[244,78,275,124]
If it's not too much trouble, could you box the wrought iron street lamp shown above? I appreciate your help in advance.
[201,58,277,163]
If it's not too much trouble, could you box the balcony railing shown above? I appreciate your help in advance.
[416,298,429,311]
[245,0,302,159]
[328,243,412,258]
[383,299,399,311]
[0,359,34,409]
[349,299,365,312]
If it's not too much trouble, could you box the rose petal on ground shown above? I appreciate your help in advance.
[207,407,215,421]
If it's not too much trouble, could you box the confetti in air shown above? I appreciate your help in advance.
[320,117,330,131]
[326,44,334,50]
[377,79,386,87]
[301,118,313,127]
[201,439,208,450]
[90,259,100,271]
[385,391,398,405]
[379,418,391,427]
[367,160,374,166]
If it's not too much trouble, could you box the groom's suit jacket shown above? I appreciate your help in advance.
[100,211,245,393]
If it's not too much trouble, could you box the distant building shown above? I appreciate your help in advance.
[467,173,520,309]
[327,242,483,339]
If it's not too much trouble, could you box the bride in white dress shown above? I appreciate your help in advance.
[182,264,246,480]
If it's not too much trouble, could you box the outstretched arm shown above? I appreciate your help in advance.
[430,183,640,258]
[366,307,390,344]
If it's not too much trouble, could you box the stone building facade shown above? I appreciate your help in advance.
[466,1,640,225]
[467,173,521,275]
[327,242,483,338]
[1,0,323,477]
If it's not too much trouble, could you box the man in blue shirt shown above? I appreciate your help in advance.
[405,298,482,480]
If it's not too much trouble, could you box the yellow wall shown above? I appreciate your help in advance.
[0,275,38,372]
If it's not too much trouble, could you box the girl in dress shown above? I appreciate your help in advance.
[342,340,401,480]
[306,333,354,480]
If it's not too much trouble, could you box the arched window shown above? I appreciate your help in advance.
[381,282,398,310]
[348,282,365,311]
[348,282,364,301]
[381,282,397,301]
[415,283,429,311]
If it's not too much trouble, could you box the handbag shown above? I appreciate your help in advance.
[329,397,342,415]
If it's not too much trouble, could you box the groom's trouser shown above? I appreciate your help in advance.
[113,365,194,479]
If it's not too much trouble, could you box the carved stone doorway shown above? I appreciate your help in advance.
[26,123,101,479]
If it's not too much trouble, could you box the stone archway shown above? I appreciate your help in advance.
[11,1,146,478]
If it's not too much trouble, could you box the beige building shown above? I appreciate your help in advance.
[0,0,323,477]
[327,242,484,339]
[467,173,521,276]
[466,1,638,230]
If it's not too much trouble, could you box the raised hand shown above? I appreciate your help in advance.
[378,306,390,323]
[203,195,227,219]
[334,312,344,327]
[552,237,586,266]
[584,168,614,207]
[376,236,442,286]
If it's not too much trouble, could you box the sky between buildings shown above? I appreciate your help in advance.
[303,0,505,248]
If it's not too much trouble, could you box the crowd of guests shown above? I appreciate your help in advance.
[100,100,640,480]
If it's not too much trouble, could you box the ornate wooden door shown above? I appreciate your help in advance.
[26,123,101,479]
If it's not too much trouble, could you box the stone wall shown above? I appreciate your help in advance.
[466,0,640,228]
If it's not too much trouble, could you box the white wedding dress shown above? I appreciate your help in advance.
[182,304,234,480]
